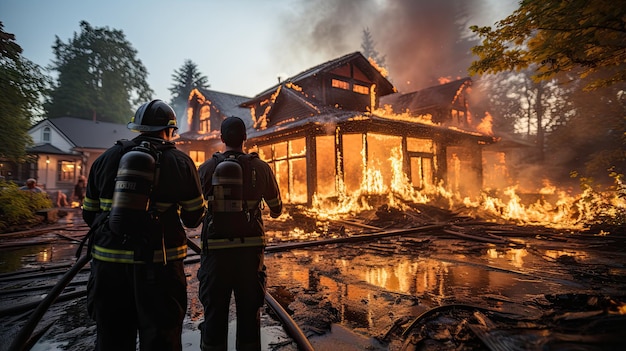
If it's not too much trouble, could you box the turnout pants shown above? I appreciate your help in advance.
[198,247,266,351]
[87,259,187,351]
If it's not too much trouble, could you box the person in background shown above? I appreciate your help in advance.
[56,190,69,207]
[197,116,282,351]
[19,178,45,193]
[82,100,205,351]
[73,176,86,206]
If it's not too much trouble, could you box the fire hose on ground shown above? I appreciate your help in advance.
[186,238,315,351]
[9,239,314,351]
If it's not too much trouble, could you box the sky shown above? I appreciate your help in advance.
[2,0,518,104]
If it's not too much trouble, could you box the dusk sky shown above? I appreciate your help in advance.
[2,0,517,105]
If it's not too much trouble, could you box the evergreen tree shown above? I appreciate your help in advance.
[0,22,49,161]
[44,21,153,124]
[361,28,386,68]
[168,59,209,121]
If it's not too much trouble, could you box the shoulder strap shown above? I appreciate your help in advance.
[116,139,137,153]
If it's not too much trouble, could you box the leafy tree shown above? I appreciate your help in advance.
[168,59,209,121]
[44,21,153,124]
[0,22,49,161]
[361,28,386,68]
[476,70,571,162]
[547,81,626,185]
[469,0,626,90]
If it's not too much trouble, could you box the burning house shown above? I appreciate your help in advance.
[183,52,496,205]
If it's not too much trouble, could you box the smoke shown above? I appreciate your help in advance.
[274,0,510,92]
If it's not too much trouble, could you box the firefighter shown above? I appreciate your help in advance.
[197,116,282,351]
[82,99,205,351]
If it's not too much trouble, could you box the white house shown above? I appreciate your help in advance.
[21,117,136,197]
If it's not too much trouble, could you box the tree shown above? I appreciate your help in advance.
[361,28,386,68]
[469,0,626,90]
[44,21,153,124]
[547,81,626,185]
[0,22,49,161]
[168,59,209,122]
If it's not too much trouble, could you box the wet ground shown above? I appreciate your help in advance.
[1,205,626,350]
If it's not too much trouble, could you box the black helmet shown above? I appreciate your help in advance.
[127,100,178,133]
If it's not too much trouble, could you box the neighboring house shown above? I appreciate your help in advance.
[21,117,136,197]
[178,89,252,167]
[184,51,497,205]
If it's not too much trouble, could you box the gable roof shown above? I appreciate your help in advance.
[243,51,396,106]
[48,117,136,149]
[381,77,472,114]
[178,89,251,141]
[26,143,73,155]
[192,88,252,124]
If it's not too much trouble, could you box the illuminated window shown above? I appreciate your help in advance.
[57,161,76,182]
[199,105,211,133]
[331,79,349,90]
[43,127,51,142]
[262,138,307,203]
[410,156,433,188]
[353,84,369,95]
[407,138,433,153]
[189,150,206,167]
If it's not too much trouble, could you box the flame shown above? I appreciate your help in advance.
[476,112,494,135]
[367,57,388,78]
[307,138,625,231]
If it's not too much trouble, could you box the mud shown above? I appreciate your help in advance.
[1,205,625,350]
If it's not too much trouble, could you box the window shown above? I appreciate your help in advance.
[189,150,206,167]
[199,105,211,133]
[331,79,349,90]
[260,138,308,203]
[353,84,369,95]
[43,127,51,143]
[57,160,76,182]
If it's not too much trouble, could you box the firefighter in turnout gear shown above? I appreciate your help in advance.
[82,100,205,351]
[197,116,282,351]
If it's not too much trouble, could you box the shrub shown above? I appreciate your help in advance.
[0,180,53,232]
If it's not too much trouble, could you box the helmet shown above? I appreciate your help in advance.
[127,99,178,133]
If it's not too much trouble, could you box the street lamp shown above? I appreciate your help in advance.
[45,156,50,188]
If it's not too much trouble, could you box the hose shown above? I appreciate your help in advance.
[8,253,91,351]
[187,238,315,350]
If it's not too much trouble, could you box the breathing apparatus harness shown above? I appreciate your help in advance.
[204,151,261,250]
[78,139,178,264]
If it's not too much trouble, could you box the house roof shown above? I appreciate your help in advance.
[26,143,76,156]
[193,88,252,124]
[48,117,137,149]
[381,77,472,114]
[247,109,497,146]
[243,51,396,106]
[178,89,251,141]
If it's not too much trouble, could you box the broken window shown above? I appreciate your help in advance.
[366,133,402,193]
[342,134,364,194]
[407,137,434,188]
[257,139,307,203]
[316,135,336,197]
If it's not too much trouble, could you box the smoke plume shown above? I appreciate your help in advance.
[274,0,512,92]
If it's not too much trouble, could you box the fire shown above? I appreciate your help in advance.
[476,112,494,135]
[308,139,625,231]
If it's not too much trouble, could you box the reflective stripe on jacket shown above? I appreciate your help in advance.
[92,244,187,264]
[202,236,266,250]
